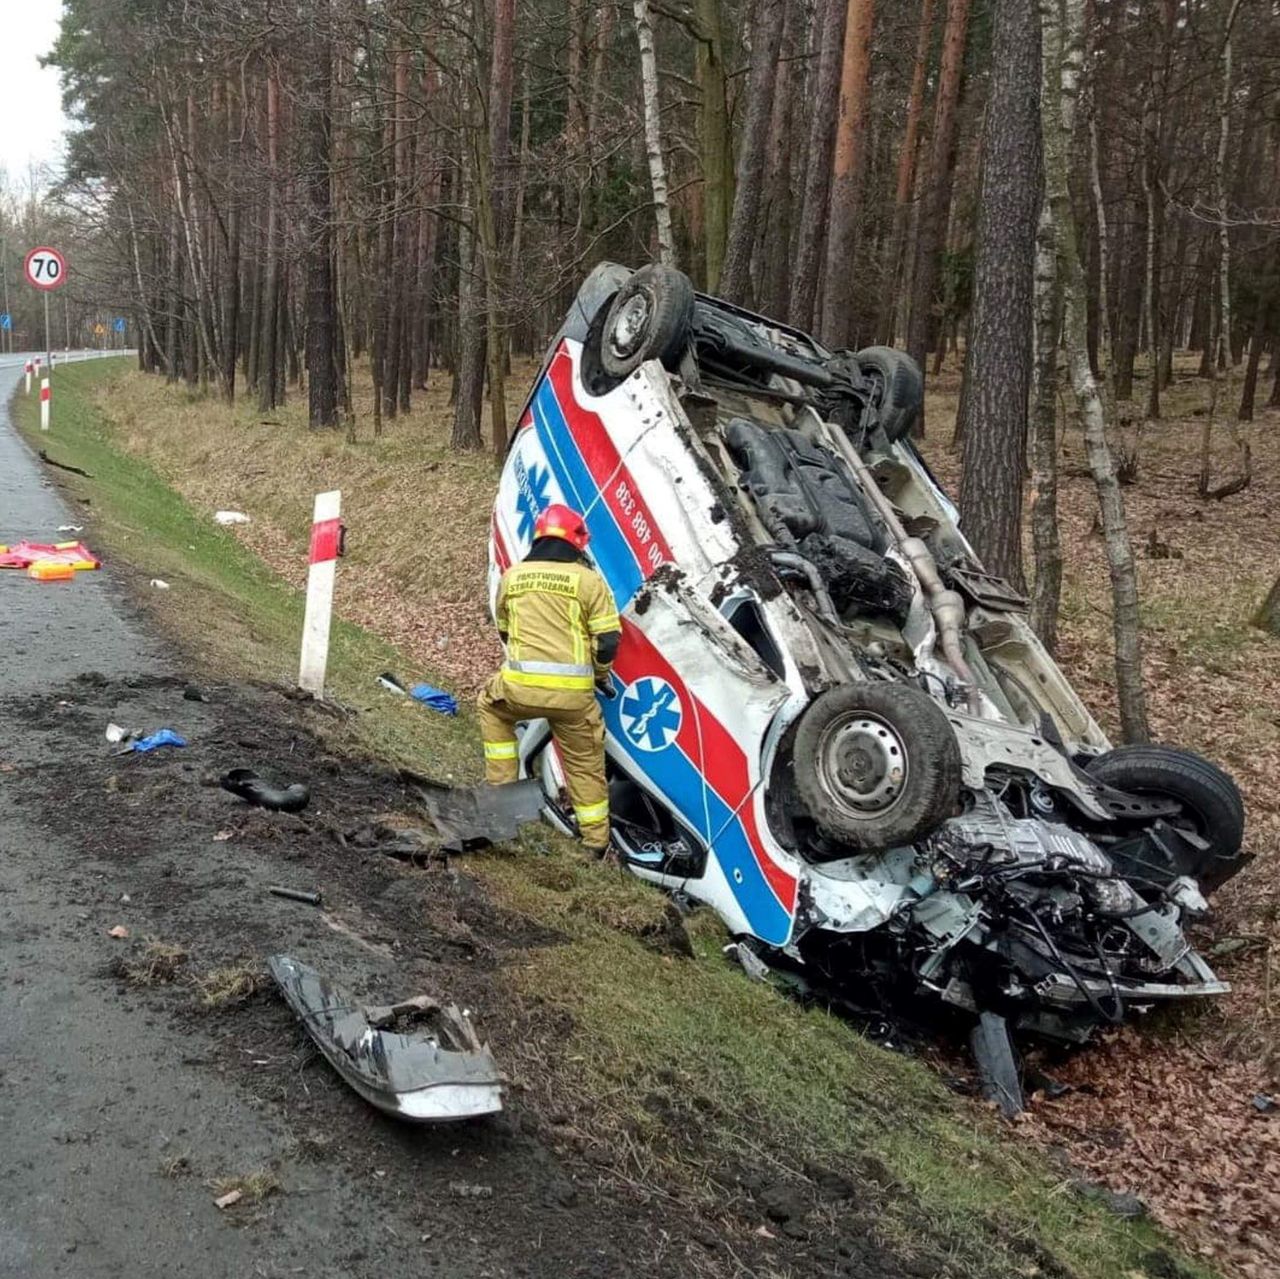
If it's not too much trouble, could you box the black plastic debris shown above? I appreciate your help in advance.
[401,772,544,852]
[969,1011,1024,1118]
[220,767,311,813]
[268,885,322,906]
[1251,1094,1276,1113]
[267,955,503,1122]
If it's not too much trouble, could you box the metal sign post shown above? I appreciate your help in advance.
[1,236,9,354]
[24,248,68,426]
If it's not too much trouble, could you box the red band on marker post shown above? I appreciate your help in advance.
[40,383,50,403]
[309,517,343,564]
[299,491,342,697]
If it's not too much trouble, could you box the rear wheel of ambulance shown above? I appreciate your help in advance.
[854,346,923,442]
[584,265,695,391]
[793,683,961,852]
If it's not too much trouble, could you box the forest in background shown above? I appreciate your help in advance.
[22,0,1278,422]
[2,0,1278,729]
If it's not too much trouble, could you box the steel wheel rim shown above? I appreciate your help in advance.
[608,292,652,360]
[814,712,909,818]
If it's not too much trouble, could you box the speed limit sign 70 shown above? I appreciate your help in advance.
[24,246,67,292]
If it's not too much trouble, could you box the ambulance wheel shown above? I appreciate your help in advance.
[854,346,923,443]
[794,682,960,852]
[596,265,695,382]
[1084,745,1246,891]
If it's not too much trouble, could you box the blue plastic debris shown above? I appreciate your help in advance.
[409,684,458,716]
[132,729,188,753]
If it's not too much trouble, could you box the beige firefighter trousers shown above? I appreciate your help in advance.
[476,673,610,850]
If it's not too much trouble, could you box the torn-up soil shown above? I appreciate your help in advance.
[1,667,949,1279]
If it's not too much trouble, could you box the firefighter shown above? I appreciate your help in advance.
[478,504,621,853]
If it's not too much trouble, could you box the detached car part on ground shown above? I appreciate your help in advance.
[269,955,503,1122]
[490,263,1246,1089]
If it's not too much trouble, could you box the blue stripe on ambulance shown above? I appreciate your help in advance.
[531,378,645,608]
[600,677,792,945]
[530,369,793,945]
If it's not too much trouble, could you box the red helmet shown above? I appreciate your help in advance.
[533,503,590,551]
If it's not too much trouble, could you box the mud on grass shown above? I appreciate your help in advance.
[8,666,1204,1279]
[6,670,754,1278]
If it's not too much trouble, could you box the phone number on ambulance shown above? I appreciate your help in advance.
[613,479,667,571]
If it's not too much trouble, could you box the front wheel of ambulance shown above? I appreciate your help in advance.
[594,264,695,384]
[1085,744,1246,892]
[793,683,961,852]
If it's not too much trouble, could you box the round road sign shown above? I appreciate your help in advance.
[24,246,67,292]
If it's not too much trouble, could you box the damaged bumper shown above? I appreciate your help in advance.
[268,955,504,1123]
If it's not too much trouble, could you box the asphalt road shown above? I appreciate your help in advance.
[0,353,154,695]
[0,362,343,1277]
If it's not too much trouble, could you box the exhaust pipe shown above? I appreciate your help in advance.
[817,420,978,706]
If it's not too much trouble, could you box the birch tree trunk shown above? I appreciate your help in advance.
[1214,0,1244,373]
[819,0,877,348]
[1042,0,1149,743]
[1087,113,1112,377]
[1030,198,1063,650]
[633,0,675,266]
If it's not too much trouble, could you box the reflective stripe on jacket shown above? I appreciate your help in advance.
[496,560,620,696]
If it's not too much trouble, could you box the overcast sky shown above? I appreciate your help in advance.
[0,0,68,186]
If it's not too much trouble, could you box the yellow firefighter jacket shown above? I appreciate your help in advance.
[495,559,620,708]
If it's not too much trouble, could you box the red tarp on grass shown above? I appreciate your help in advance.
[0,540,101,571]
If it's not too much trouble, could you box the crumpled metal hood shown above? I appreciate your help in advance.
[268,955,504,1122]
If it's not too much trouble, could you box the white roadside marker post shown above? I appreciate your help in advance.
[40,377,50,431]
[298,490,344,698]
[24,359,32,394]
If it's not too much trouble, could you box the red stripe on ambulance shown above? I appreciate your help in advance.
[613,619,797,913]
[546,349,673,583]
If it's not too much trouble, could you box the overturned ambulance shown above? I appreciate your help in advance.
[490,263,1246,1076]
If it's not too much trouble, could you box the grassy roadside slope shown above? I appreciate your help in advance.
[10,358,1216,1279]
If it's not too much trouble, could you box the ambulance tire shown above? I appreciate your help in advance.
[853,346,923,443]
[793,682,960,852]
[595,265,695,384]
